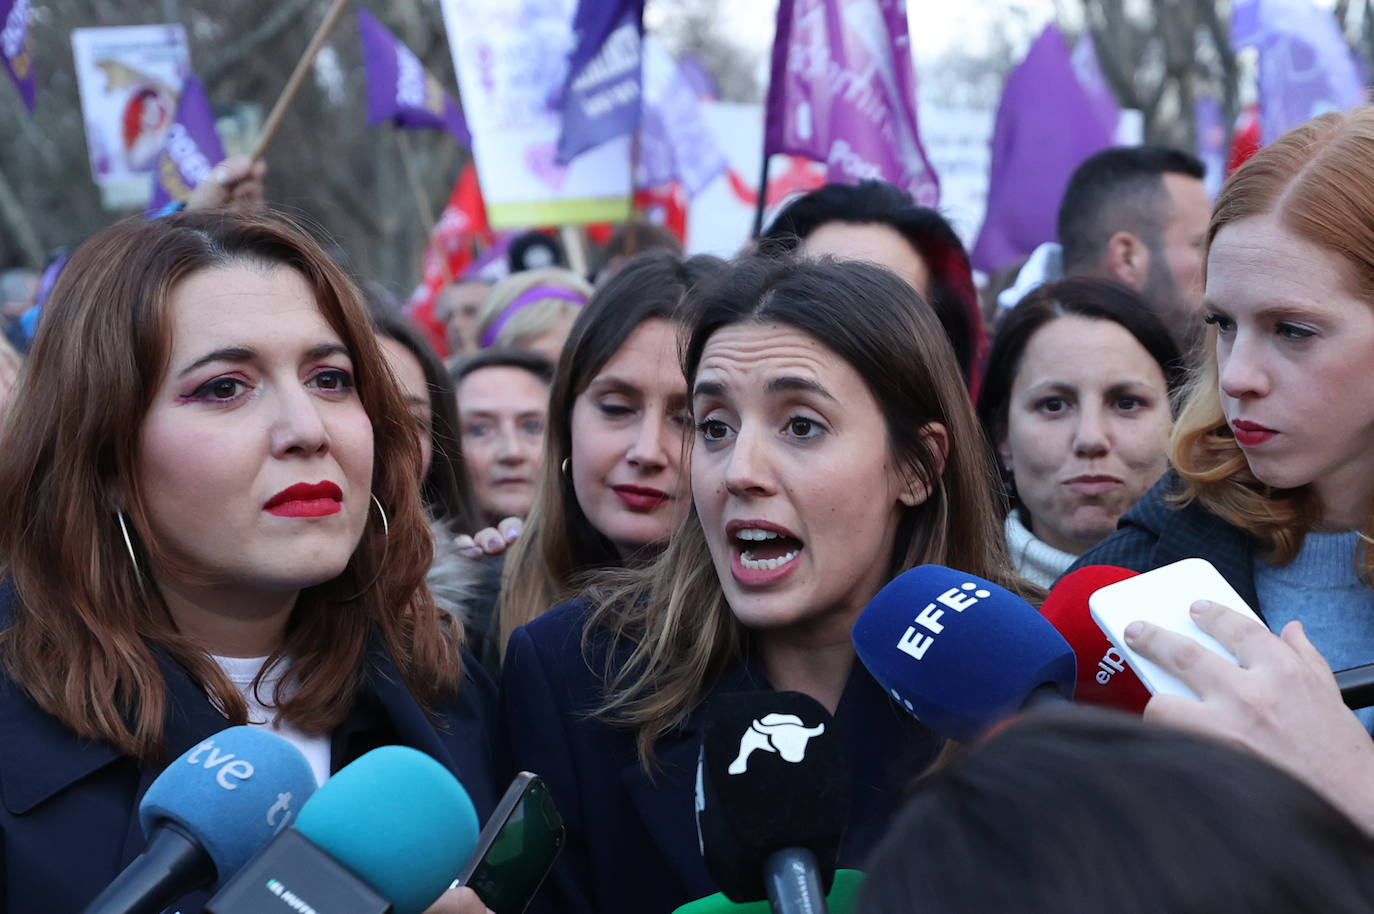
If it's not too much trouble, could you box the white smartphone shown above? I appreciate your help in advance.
[1089,558,1265,700]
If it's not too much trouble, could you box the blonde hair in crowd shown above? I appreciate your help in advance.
[1172,109,1374,568]
[475,266,592,350]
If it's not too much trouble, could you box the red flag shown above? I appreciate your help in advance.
[408,162,492,355]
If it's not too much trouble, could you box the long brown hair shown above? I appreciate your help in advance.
[586,256,1021,765]
[1172,109,1374,567]
[0,211,463,761]
[495,251,724,655]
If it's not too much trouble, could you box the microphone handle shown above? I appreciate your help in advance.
[82,823,216,914]
[1335,662,1374,710]
[763,848,829,914]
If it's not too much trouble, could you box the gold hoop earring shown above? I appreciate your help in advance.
[561,457,572,479]
[370,494,389,537]
[116,511,140,577]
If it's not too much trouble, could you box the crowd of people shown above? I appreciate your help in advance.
[4,106,1374,914]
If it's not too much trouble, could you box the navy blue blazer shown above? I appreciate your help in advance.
[0,605,499,914]
[499,599,944,914]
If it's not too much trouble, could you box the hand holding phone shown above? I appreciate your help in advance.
[1089,558,1264,700]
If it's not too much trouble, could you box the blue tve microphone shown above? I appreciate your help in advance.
[81,726,317,914]
[852,565,1077,741]
[206,745,481,914]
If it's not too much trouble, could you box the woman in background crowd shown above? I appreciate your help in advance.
[0,211,495,914]
[977,278,1184,587]
[493,251,723,658]
[500,256,1023,914]
[475,266,591,363]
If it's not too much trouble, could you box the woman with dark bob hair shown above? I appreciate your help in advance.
[977,277,1186,587]
[760,179,987,393]
[858,708,1374,914]
[0,211,496,913]
[499,256,1023,914]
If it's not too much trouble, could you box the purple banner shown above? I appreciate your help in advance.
[1,0,35,113]
[637,36,726,196]
[358,6,470,145]
[146,74,225,213]
[763,0,938,206]
[1231,0,1367,145]
[970,25,1116,274]
[1194,94,1226,199]
[1070,33,1119,139]
[555,0,644,164]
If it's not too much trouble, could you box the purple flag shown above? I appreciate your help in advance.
[1194,94,1226,199]
[637,37,726,196]
[358,7,470,145]
[146,74,225,214]
[970,25,1116,274]
[555,0,645,164]
[1070,33,1120,139]
[1,0,35,113]
[1231,0,1367,144]
[763,0,938,206]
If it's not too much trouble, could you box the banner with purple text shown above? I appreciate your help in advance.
[638,35,726,196]
[764,0,938,206]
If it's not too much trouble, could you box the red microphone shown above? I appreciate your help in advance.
[1040,566,1153,713]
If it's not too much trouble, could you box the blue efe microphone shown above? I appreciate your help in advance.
[82,726,317,914]
[852,565,1076,741]
[206,745,481,914]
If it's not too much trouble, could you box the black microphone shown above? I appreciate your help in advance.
[1335,663,1374,709]
[695,691,849,914]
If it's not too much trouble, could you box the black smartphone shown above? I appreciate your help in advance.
[454,772,566,914]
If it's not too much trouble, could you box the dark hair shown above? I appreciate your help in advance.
[589,256,1022,762]
[760,180,981,385]
[451,347,556,388]
[372,312,480,534]
[496,250,727,651]
[507,230,566,274]
[594,221,683,282]
[1057,146,1206,275]
[976,277,1185,511]
[858,709,1374,914]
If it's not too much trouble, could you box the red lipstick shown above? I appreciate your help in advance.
[1231,420,1278,447]
[613,484,670,511]
[264,481,343,518]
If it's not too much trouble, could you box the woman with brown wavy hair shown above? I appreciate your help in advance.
[0,210,496,913]
[1074,108,1374,830]
[499,255,1022,914]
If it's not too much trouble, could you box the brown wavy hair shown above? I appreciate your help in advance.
[586,256,1023,766]
[0,210,463,762]
[1171,110,1374,565]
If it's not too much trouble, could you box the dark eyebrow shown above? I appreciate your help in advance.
[766,376,835,401]
[692,379,725,400]
[177,342,351,377]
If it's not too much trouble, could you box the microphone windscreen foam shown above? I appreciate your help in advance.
[852,565,1076,741]
[695,691,848,904]
[294,746,480,914]
[138,726,317,887]
[1040,565,1151,713]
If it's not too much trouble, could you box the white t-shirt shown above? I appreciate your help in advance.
[211,654,332,787]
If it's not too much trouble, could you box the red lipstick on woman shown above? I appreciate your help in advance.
[612,484,671,511]
[264,481,343,517]
[1231,420,1278,447]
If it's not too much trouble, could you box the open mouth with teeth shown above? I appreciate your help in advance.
[735,527,804,571]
